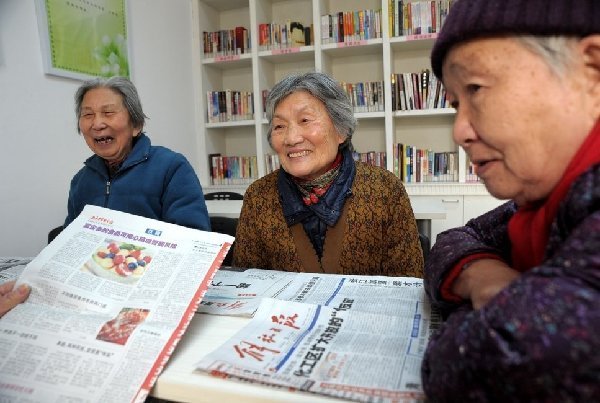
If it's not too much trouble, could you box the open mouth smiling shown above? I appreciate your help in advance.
[288,150,311,158]
[95,136,115,145]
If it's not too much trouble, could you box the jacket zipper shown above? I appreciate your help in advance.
[104,180,111,207]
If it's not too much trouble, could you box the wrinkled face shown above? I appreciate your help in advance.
[270,91,345,181]
[79,87,140,162]
[443,37,593,206]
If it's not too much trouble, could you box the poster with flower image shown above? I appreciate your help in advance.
[35,0,130,80]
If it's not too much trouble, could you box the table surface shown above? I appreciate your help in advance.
[151,313,345,402]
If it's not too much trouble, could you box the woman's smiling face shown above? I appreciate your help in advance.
[79,87,141,163]
[443,37,593,205]
[270,91,345,181]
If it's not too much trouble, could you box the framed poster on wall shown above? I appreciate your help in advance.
[35,0,130,80]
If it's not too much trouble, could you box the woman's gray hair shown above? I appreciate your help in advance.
[516,35,579,76]
[266,71,356,151]
[74,76,147,134]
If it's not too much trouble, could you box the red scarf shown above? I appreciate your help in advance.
[509,119,600,271]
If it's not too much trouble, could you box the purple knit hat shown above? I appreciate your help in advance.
[431,0,600,80]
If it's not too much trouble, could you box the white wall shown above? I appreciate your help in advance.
[0,0,199,256]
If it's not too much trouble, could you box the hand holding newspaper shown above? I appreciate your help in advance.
[0,205,233,403]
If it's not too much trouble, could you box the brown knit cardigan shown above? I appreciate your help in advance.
[232,162,424,277]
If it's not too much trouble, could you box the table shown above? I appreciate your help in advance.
[150,313,343,402]
[205,200,446,242]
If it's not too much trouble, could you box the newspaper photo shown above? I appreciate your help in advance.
[196,286,440,402]
[0,205,233,403]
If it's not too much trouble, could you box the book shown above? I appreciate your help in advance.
[289,21,305,46]
[234,26,247,54]
[304,26,311,46]
[208,153,221,185]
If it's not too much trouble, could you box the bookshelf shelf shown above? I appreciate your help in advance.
[393,108,455,118]
[321,38,384,54]
[202,54,253,68]
[355,111,385,120]
[206,120,255,129]
[390,35,437,50]
[258,46,315,62]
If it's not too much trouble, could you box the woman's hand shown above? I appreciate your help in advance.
[451,259,520,309]
[0,280,30,318]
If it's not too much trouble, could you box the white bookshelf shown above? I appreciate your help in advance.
[192,0,504,242]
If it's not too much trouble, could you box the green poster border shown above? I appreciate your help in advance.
[35,0,130,80]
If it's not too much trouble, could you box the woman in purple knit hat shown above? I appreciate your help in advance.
[422,0,600,400]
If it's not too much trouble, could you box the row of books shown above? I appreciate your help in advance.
[210,149,476,185]
[258,21,313,50]
[203,27,250,57]
[265,154,280,175]
[321,9,382,44]
[209,154,259,186]
[391,69,449,111]
[206,90,254,124]
[393,144,458,183]
[341,81,385,113]
[202,1,455,58]
[352,151,387,168]
[209,74,444,124]
[265,152,388,175]
[388,0,455,37]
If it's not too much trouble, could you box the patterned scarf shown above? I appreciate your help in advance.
[294,153,343,205]
[278,148,356,258]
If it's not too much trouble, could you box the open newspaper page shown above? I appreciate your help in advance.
[196,283,439,402]
[0,257,32,285]
[199,269,430,319]
[0,205,233,403]
[197,268,297,316]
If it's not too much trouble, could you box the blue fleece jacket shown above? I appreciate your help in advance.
[65,133,210,231]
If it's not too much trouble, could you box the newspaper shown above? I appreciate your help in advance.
[0,205,233,403]
[197,268,296,316]
[0,257,32,284]
[199,268,429,318]
[196,271,439,402]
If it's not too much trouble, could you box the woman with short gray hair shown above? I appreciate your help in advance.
[64,76,210,231]
[233,71,423,277]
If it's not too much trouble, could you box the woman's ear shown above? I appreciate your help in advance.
[580,35,600,111]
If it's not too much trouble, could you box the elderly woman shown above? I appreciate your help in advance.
[1,77,211,318]
[421,0,600,400]
[233,72,423,276]
[65,76,210,231]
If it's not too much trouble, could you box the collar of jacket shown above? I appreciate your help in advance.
[278,147,356,227]
[84,133,151,177]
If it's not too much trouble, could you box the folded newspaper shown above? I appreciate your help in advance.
[196,269,440,402]
[0,205,233,402]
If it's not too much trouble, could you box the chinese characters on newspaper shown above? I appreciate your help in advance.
[0,205,233,402]
[196,269,440,402]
